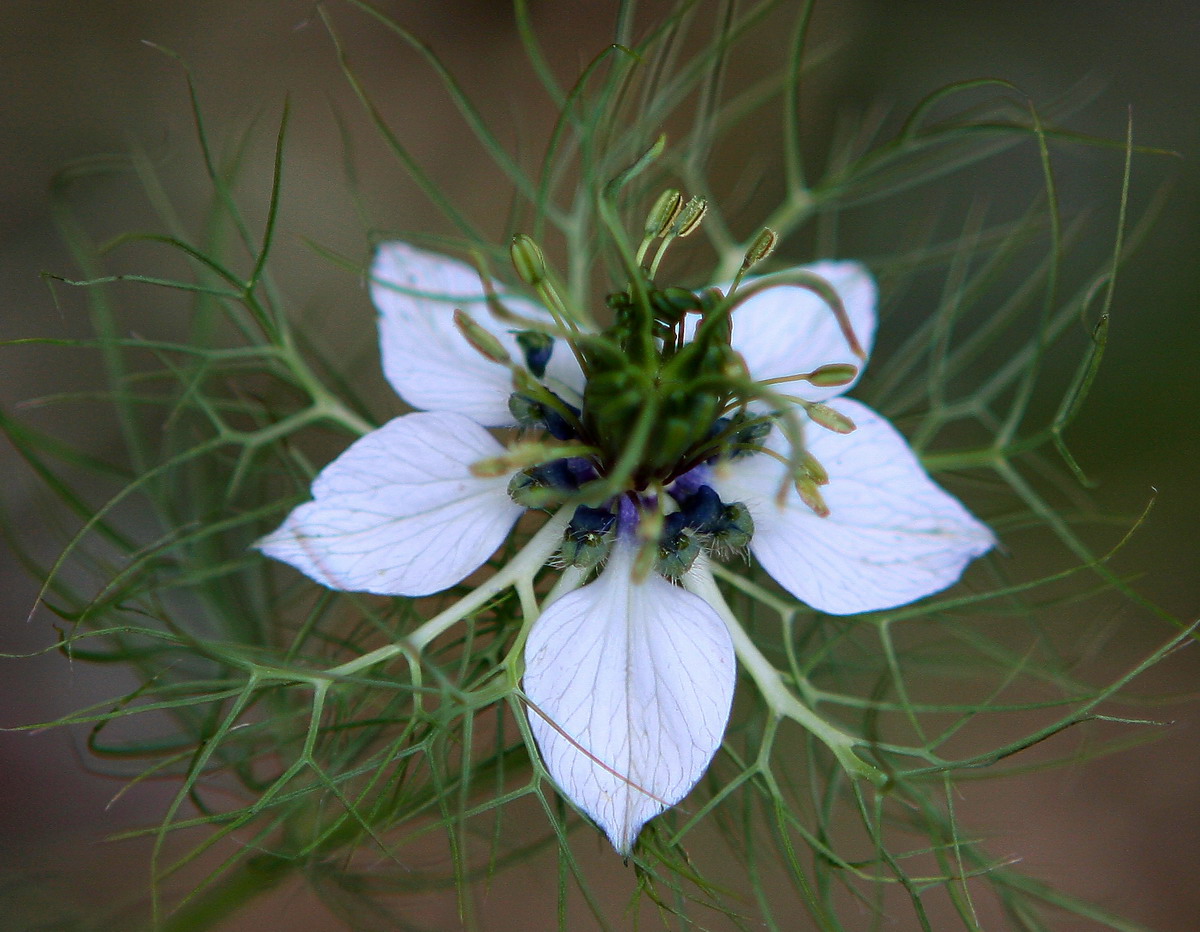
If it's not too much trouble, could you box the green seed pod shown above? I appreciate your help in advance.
[605,290,633,311]
[698,287,725,312]
[583,369,646,460]
[698,303,733,347]
[653,415,696,475]
[652,287,703,320]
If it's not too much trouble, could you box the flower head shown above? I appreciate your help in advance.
[258,229,993,854]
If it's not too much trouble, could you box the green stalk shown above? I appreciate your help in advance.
[159,855,293,932]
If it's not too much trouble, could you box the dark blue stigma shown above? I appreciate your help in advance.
[515,330,555,379]
[567,504,617,540]
[704,413,772,462]
[669,484,725,534]
[528,457,597,492]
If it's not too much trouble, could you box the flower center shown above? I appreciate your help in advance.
[472,192,860,580]
[504,274,772,578]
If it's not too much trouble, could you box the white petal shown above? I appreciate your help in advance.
[257,411,523,596]
[711,399,994,615]
[523,541,735,854]
[371,242,584,424]
[728,260,877,401]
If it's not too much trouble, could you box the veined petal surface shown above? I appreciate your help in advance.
[371,242,584,424]
[523,541,735,854]
[257,411,523,596]
[711,399,994,615]
[729,260,877,401]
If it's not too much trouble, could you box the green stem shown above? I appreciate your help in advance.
[276,338,374,437]
[685,563,888,788]
[322,509,571,680]
[712,189,816,281]
[158,855,293,932]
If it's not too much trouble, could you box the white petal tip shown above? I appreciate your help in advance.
[255,413,521,597]
[713,400,997,616]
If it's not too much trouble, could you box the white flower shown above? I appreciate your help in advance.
[258,242,993,854]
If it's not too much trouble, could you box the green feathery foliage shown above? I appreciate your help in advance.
[2,1,1185,929]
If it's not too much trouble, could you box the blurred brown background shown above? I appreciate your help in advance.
[1,1,1197,929]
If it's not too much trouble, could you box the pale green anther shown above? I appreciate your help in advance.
[800,450,829,486]
[453,309,511,365]
[805,402,857,434]
[722,353,750,383]
[807,363,859,387]
[510,234,548,287]
[673,196,708,237]
[794,475,830,518]
[741,227,778,270]
[471,441,584,478]
[637,506,664,549]
[645,188,684,239]
[471,453,519,479]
